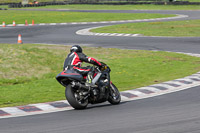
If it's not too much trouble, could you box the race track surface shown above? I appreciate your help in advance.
[0,9,200,133]
[0,86,200,133]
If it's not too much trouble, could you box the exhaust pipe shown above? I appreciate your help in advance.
[71,81,89,90]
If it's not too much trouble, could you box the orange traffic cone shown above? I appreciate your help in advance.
[13,21,16,26]
[32,20,34,26]
[25,20,28,26]
[18,34,23,44]
[2,22,6,27]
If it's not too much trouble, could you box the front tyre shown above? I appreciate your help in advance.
[108,83,121,105]
[65,85,88,110]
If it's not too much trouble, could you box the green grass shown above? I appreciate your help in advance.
[187,0,200,2]
[91,19,200,37]
[0,10,175,24]
[0,5,7,8]
[16,4,200,10]
[1,44,200,107]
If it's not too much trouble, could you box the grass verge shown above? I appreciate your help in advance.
[0,10,175,24]
[1,44,200,107]
[91,19,200,37]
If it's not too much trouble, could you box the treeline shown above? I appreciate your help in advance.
[0,0,64,3]
[0,0,190,4]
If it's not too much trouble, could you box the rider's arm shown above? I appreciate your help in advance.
[79,53,102,67]
[87,57,102,67]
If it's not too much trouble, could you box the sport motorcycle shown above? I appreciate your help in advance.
[56,62,121,109]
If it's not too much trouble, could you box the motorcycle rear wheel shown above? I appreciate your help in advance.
[65,85,88,110]
[108,83,121,105]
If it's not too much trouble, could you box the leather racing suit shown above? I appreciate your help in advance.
[63,51,102,76]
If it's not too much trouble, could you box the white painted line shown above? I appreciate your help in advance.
[6,25,13,27]
[49,23,57,25]
[138,86,161,92]
[109,21,117,23]
[0,107,74,119]
[124,34,132,36]
[165,81,185,86]
[186,75,200,79]
[93,33,99,35]
[176,78,195,83]
[58,100,70,104]
[131,34,139,36]
[120,95,130,101]
[118,21,126,23]
[103,33,110,36]
[80,22,88,24]
[98,33,105,36]
[191,74,200,77]
[17,24,25,26]
[70,22,78,24]
[126,20,135,22]
[125,90,146,96]
[99,21,107,23]
[29,103,56,110]
[56,9,70,11]
[39,23,46,25]
[150,84,173,89]
[109,33,118,36]
[60,23,67,25]
[118,34,125,36]
[94,33,100,35]
[1,107,26,114]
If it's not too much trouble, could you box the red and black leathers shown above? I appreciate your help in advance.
[63,52,102,75]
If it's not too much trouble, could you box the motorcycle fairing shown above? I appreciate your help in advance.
[56,69,83,87]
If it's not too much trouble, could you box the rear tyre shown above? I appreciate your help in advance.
[108,83,121,105]
[65,85,88,110]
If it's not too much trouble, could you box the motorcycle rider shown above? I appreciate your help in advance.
[63,45,103,86]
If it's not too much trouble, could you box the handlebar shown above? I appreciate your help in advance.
[99,62,111,72]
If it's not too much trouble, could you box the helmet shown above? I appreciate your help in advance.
[70,45,82,53]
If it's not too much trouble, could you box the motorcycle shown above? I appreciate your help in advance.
[56,62,121,109]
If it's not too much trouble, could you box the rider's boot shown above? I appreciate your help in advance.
[85,71,96,87]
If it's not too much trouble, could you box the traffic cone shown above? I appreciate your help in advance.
[13,21,16,26]
[2,22,6,27]
[18,34,23,44]
[32,20,34,26]
[25,20,28,26]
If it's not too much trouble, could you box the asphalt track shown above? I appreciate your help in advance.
[0,9,200,133]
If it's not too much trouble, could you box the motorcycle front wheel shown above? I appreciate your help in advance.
[65,85,88,110]
[108,83,121,105]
